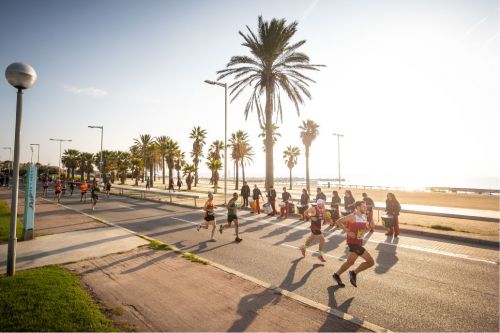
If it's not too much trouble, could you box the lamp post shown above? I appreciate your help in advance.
[332,133,344,189]
[5,62,37,276]
[30,144,40,164]
[88,125,103,182]
[2,147,12,175]
[29,146,34,164]
[49,138,72,178]
[204,80,228,205]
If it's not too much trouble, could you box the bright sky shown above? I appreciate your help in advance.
[0,0,499,189]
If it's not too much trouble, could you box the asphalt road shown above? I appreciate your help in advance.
[50,193,499,332]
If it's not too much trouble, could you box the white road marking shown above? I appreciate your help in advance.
[118,205,134,210]
[281,243,347,261]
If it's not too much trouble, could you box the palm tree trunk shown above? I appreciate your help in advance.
[289,167,292,190]
[235,160,239,190]
[150,164,154,188]
[168,166,174,187]
[162,157,166,185]
[241,160,246,183]
[305,146,310,193]
[265,87,274,191]
[71,168,75,179]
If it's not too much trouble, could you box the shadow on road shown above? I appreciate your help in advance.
[374,238,399,274]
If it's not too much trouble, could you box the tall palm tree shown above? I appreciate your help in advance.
[217,16,323,190]
[61,149,80,179]
[299,120,319,193]
[283,146,300,190]
[229,130,254,189]
[94,150,118,182]
[165,140,180,187]
[132,134,155,186]
[77,152,94,181]
[116,151,131,184]
[258,124,281,152]
[174,150,186,186]
[189,126,207,187]
[156,136,170,185]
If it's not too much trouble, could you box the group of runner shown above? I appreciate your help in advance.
[196,186,401,288]
[42,175,112,211]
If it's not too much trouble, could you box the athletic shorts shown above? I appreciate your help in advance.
[92,194,98,200]
[348,244,366,256]
[204,215,215,222]
[55,190,61,194]
[227,215,238,224]
[311,228,322,236]
[81,191,87,195]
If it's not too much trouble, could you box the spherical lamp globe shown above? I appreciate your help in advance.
[5,62,37,90]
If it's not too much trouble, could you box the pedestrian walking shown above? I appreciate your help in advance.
[105,181,112,198]
[300,199,327,262]
[332,201,375,288]
[42,175,49,197]
[177,178,183,191]
[267,186,277,216]
[252,184,264,214]
[69,181,75,196]
[146,176,151,190]
[385,193,401,236]
[168,179,175,192]
[219,192,242,242]
[91,183,99,211]
[240,181,250,208]
[196,192,217,241]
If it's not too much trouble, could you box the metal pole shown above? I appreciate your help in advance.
[100,127,103,182]
[337,135,341,189]
[7,89,23,276]
[59,140,62,177]
[224,83,227,205]
[37,145,40,164]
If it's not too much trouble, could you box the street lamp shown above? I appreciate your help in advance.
[88,125,103,182]
[30,144,40,164]
[5,62,37,276]
[49,138,72,178]
[29,146,34,164]
[332,133,344,189]
[204,80,228,205]
[2,147,12,175]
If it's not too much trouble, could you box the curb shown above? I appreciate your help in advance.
[46,198,390,332]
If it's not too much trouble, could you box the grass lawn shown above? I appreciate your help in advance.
[0,266,117,332]
[0,200,23,242]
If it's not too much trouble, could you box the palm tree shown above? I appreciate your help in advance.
[229,130,254,189]
[189,126,207,187]
[206,159,222,193]
[299,120,319,193]
[130,157,143,186]
[283,146,300,190]
[182,163,197,190]
[174,150,186,186]
[78,152,94,181]
[94,150,118,182]
[258,124,281,152]
[116,151,131,184]
[156,136,169,185]
[208,140,224,184]
[217,16,323,190]
[132,134,155,186]
[165,140,180,188]
[61,149,80,179]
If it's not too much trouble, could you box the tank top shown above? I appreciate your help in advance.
[205,201,214,217]
[346,213,368,245]
[310,206,322,231]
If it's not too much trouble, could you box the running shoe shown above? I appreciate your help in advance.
[332,273,345,288]
[318,255,326,262]
[300,246,306,257]
[348,271,357,287]
[196,224,201,232]
[209,238,216,242]
[235,237,242,243]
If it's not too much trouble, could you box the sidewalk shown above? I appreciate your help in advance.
[0,188,372,332]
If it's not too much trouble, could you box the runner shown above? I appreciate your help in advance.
[54,180,62,203]
[105,181,112,198]
[362,192,375,232]
[252,184,264,214]
[42,175,49,197]
[61,180,67,197]
[300,199,327,262]
[69,181,75,196]
[80,181,88,203]
[196,192,217,241]
[91,183,99,211]
[332,201,375,288]
[219,192,242,242]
